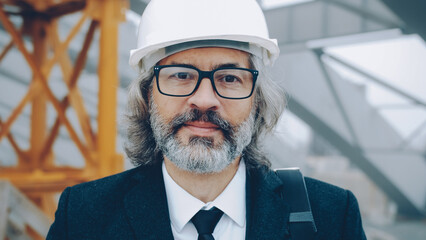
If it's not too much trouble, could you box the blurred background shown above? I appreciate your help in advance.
[0,0,425,239]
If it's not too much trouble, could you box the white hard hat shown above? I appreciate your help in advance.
[129,0,279,70]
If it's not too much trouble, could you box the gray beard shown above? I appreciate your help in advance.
[149,101,254,174]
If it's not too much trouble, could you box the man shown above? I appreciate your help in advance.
[47,0,366,239]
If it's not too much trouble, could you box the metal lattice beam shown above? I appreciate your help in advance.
[0,0,127,218]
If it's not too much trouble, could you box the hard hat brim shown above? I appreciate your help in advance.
[129,35,280,69]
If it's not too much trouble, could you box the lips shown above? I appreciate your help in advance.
[185,121,219,128]
[183,121,221,136]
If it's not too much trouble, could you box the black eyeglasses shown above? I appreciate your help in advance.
[153,65,258,99]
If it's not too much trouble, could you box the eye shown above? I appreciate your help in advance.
[170,72,195,80]
[223,75,239,83]
[216,74,242,84]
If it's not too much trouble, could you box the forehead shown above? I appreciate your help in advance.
[158,47,251,70]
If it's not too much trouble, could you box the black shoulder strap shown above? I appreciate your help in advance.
[275,168,317,240]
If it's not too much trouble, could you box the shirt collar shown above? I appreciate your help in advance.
[162,160,246,232]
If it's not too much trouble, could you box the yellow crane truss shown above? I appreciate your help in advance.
[0,0,127,223]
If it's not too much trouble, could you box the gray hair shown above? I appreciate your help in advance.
[124,54,286,169]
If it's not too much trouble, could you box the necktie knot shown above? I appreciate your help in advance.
[191,207,224,240]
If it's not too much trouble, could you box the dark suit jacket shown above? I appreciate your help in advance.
[47,162,366,239]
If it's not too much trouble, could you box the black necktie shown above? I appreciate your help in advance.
[191,207,224,240]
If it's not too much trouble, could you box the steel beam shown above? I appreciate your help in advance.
[287,97,422,216]
[325,52,426,108]
[0,0,127,218]
[313,49,360,147]
[263,0,403,46]
[274,50,426,216]
[380,0,426,40]
[97,0,124,177]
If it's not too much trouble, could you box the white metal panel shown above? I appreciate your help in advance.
[274,50,426,215]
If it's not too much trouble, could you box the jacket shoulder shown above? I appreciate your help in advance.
[63,166,147,215]
[304,177,348,206]
[70,165,142,196]
[304,177,366,240]
[47,164,162,239]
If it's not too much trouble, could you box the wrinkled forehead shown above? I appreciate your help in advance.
[140,39,260,71]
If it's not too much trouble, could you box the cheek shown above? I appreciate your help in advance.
[151,82,181,116]
[222,99,254,125]
[152,84,186,120]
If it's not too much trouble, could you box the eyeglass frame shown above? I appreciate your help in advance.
[152,64,259,100]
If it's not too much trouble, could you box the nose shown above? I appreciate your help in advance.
[187,78,220,111]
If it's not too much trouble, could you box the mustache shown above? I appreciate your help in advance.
[170,109,232,133]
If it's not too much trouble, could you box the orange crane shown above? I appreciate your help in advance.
[0,0,127,229]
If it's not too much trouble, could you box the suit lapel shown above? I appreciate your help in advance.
[123,163,174,240]
[246,167,291,240]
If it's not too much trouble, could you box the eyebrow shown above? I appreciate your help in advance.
[169,61,242,70]
[213,63,241,69]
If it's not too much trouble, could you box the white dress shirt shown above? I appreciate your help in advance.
[162,160,246,240]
